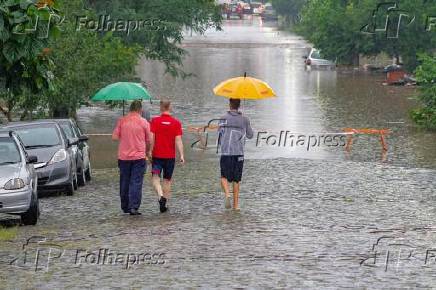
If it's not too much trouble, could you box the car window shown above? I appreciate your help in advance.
[72,122,83,137]
[60,122,76,138]
[0,137,21,165]
[14,125,61,148]
[311,50,325,60]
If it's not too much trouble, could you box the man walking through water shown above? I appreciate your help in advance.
[218,98,253,210]
[149,98,184,213]
[112,100,151,215]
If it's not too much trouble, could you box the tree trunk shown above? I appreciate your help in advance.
[351,52,360,67]
[0,106,10,121]
[52,106,70,118]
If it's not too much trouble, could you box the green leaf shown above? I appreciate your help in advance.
[0,28,10,41]
[19,0,32,10]
[2,43,17,63]
[47,25,60,38]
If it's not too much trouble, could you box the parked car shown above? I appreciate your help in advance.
[224,2,244,19]
[250,2,264,15]
[1,121,79,195]
[303,48,336,67]
[261,3,278,21]
[51,119,91,186]
[0,130,39,225]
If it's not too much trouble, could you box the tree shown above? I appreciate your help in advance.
[295,0,436,68]
[411,54,436,130]
[272,0,306,25]
[296,0,379,66]
[84,0,222,77]
[45,0,141,117]
[0,0,61,121]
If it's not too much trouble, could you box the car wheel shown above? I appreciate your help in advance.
[73,172,78,191]
[65,175,75,196]
[77,167,86,187]
[85,162,92,181]
[21,194,39,226]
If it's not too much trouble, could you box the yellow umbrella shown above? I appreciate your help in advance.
[213,73,276,100]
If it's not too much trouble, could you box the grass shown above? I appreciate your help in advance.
[0,226,18,241]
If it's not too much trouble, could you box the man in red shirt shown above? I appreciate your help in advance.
[112,101,151,215]
[149,98,184,213]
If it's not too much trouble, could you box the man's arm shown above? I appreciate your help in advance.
[175,135,184,164]
[145,122,152,158]
[148,132,155,159]
[112,119,121,141]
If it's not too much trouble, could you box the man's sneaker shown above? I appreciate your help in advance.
[130,209,142,216]
[159,197,168,213]
[225,197,231,209]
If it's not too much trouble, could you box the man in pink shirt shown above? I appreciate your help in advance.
[112,101,151,215]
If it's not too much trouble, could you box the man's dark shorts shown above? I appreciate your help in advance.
[152,158,176,180]
[220,155,244,183]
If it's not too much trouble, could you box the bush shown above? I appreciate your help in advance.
[411,54,436,130]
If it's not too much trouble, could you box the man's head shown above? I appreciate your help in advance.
[160,98,172,113]
[130,100,143,113]
[229,98,241,111]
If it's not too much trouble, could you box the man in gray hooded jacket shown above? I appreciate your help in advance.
[218,98,253,210]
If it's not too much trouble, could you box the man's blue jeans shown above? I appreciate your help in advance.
[118,159,146,212]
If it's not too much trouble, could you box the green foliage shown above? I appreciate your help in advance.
[0,0,61,121]
[0,226,17,241]
[1,0,222,121]
[272,0,306,24]
[294,0,436,68]
[85,0,222,77]
[296,0,380,65]
[411,54,436,130]
[46,0,141,117]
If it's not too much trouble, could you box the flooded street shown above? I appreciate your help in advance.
[2,17,436,288]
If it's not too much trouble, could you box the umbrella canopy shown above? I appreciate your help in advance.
[213,74,276,100]
[91,82,152,101]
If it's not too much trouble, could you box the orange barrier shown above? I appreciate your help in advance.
[187,124,219,132]
[343,128,390,152]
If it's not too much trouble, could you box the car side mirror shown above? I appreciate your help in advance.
[79,135,89,142]
[302,55,308,59]
[68,138,79,147]
[27,156,38,164]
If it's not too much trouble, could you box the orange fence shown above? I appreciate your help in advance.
[343,128,390,152]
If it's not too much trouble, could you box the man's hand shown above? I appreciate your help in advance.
[180,155,185,164]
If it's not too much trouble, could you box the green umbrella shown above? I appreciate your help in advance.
[91,82,152,115]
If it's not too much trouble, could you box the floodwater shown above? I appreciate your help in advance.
[80,17,436,169]
[2,17,436,289]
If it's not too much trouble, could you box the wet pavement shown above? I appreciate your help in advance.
[1,17,436,289]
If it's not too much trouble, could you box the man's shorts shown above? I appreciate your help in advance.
[152,158,176,180]
[220,155,244,183]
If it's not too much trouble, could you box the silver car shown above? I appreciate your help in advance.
[0,131,39,225]
[303,48,336,68]
[2,121,79,196]
[51,119,92,187]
